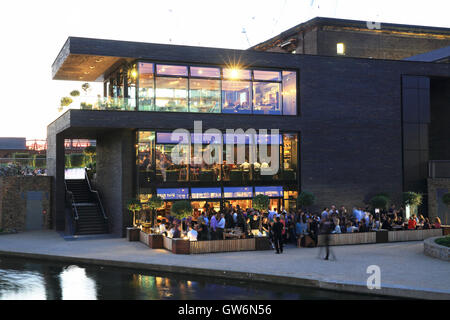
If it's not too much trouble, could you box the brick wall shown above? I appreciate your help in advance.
[0,176,52,231]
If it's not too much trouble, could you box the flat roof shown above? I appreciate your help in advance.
[0,137,26,150]
[250,16,450,51]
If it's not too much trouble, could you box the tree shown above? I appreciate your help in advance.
[127,199,142,227]
[70,90,80,97]
[83,146,96,165]
[252,194,270,212]
[81,83,91,93]
[171,200,192,233]
[443,193,450,207]
[370,195,389,210]
[297,191,315,209]
[59,97,73,112]
[146,196,164,227]
[403,192,422,220]
[403,192,422,207]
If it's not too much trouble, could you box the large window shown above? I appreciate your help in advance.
[282,71,297,115]
[155,77,188,112]
[138,63,154,111]
[137,131,155,192]
[107,63,297,114]
[253,82,281,115]
[222,81,252,114]
[189,79,220,113]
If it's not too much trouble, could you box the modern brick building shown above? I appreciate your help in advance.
[48,18,450,236]
[250,17,450,60]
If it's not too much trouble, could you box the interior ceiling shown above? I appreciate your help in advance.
[53,54,122,81]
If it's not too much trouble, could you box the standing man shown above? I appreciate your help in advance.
[320,217,335,260]
[210,213,218,240]
[272,217,284,254]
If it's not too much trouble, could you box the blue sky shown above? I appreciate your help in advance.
[1,0,449,139]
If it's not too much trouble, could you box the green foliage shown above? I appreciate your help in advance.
[442,193,450,207]
[127,199,142,213]
[60,97,73,107]
[81,83,90,92]
[171,200,192,220]
[252,194,270,212]
[297,191,315,208]
[13,153,31,166]
[435,236,450,248]
[370,195,389,209]
[69,153,85,168]
[34,154,46,167]
[147,196,164,210]
[375,192,390,200]
[403,192,423,207]
[70,90,80,97]
[80,102,93,110]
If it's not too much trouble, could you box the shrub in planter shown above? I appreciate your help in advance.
[252,194,270,212]
[403,192,422,207]
[442,193,450,207]
[297,191,315,209]
[370,195,389,210]
[146,195,164,227]
[127,199,142,227]
[171,200,192,233]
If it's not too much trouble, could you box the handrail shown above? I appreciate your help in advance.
[85,168,108,221]
[64,180,79,221]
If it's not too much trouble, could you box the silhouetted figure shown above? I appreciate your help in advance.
[272,217,284,254]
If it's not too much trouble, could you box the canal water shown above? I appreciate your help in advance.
[0,257,383,300]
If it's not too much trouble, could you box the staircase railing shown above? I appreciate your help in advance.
[64,180,79,233]
[85,168,108,224]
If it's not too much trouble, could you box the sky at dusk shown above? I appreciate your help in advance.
[1,0,449,140]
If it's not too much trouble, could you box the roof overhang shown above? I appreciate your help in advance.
[52,37,132,81]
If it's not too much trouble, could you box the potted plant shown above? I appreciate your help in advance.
[403,191,422,220]
[127,199,142,227]
[170,200,192,234]
[297,191,315,210]
[252,194,270,213]
[147,195,164,227]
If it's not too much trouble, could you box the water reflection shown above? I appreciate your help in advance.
[0,257,382,300]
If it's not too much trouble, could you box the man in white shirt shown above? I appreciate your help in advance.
[187,225,198,241]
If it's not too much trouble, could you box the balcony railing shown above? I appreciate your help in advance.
[63,96,136,112]
[429,160,450,178]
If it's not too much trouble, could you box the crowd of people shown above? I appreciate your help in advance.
[0,163,47,176]
[152,203,443,254]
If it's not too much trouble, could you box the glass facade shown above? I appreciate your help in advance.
[137,130,299,208]
[103,62,297,115]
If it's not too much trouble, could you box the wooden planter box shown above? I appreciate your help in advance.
[172,238,190,254]
[127,227,140,241]
[317,232,376,246]
[189,238,256,254]
[255,237,272,250]
[388,229,442,242]
[441,225,450,236]
[376,230,389,243]
[139,231,163,249]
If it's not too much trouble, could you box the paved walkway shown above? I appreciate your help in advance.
[0,231,449,299]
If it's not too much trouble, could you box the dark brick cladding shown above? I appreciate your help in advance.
[48,40,450,234]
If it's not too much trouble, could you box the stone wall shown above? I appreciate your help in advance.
[424,236,450,261]
[428,178,450,224]
[0,176,52,231]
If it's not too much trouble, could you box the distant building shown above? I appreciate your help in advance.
[250,17,450,60]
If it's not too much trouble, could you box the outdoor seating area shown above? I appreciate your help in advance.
[135,229,271,254]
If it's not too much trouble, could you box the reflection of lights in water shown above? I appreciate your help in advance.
[0,269,46,300]
[60,265,97,300]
